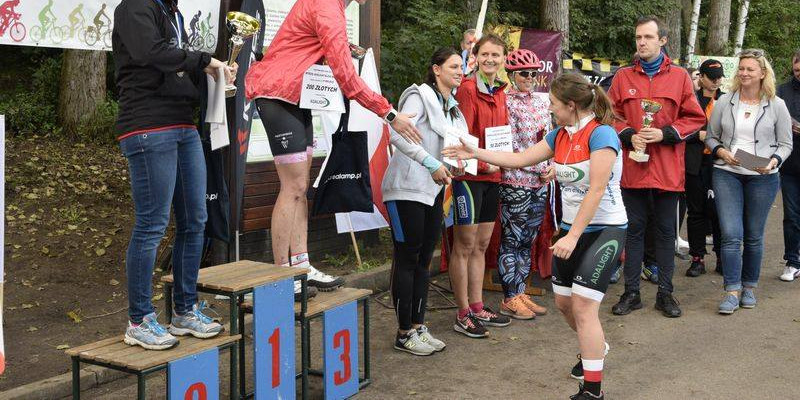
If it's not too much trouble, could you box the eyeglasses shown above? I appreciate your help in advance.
[516,70,537,78]
[739,48,765,58]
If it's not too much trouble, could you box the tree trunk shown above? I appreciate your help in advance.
[58,49,106,137]
[733,0,750,54]
[664,0,682,61]
[686,0,702,61]
[706,0,731,55]
[540,0,569,51]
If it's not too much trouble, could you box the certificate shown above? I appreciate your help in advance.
[299,65,346,112]
[484,125,513,152]
[444,127,478,175]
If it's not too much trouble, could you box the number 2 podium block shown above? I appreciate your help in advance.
[254,278,296,400]
[323,301,359,399]
[168,348,220,400]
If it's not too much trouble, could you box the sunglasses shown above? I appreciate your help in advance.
[739,48,765,58]
[516,70,537,78]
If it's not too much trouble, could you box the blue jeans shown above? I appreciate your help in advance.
[781,173,800,267]
[120,127,207,324]
[712,168,779,292]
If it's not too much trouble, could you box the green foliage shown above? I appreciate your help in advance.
[741,0,800,83]
[0,54,62,135]
[77,98,120,143]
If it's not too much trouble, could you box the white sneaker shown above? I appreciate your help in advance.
[676,237,690,255]
[393,330,435,356]
[780,266,800,282]
[706,235,714,245]
[304,265,344,291]
[416,325,446,352]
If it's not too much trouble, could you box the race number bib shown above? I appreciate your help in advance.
[299,65,346,112]
[484,125,513,152]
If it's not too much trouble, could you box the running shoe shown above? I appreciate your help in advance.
[686,257,706,277]
[416,324,446,352]
[305,264,345,291]
[641,264,659,284]
[500,296,535,320]
[676,236,689,255]
[168,301,224,339]
[611,291,643,315]
[780,266,800,282]
[453,314,488,338]
[124,312,179,350]
[393,330,435,356]
[293,280,318,302]
[519,294,548,315]
[718,293,739,315]
[570,383,604,400]
[609,263,622,284]
[473,306,512,327]
[740,288,756,308]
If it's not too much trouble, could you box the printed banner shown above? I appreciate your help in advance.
[688,55,738,92]
[0,0,220,52]
[493,25,562,104]
[561,51,629,91]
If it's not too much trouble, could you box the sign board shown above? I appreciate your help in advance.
[168,348,220,400]
[323,301,359,400]
[254,279,295,400]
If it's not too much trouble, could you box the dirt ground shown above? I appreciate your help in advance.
[73,196,800,399]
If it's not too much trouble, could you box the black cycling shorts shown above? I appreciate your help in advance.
[255,98,313,164]
[551,227,626,302]
[452,180,500,225]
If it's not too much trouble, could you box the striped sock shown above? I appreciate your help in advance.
[291,252,310,268]
[469,302,484,314]
[581,358,604,396]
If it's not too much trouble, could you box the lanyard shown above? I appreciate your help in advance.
[153,0,182,49]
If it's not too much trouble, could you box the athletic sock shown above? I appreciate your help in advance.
[290,252,310,268]
[581,358,604,396]
[457,307,470,320]
[469,301,484,314]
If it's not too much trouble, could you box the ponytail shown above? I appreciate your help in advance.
[590,84,616,125]
[551,73,617,125]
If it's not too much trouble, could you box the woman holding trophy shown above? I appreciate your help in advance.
[244,0,420,292]
[112,0,235,349]
[444,74,627,400]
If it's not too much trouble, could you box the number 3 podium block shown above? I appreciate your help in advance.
[323,302,359,399]
[253,278,296,400]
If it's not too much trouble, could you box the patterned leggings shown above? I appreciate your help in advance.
[498,184,548,298]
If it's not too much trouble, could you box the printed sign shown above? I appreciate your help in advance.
[300,65,346,112]
[443,127,478,175]
[0,0,220,52]
[254,279,295,400]
[168,348,219,400]
[323,301,359,400]
[484,125,513,153]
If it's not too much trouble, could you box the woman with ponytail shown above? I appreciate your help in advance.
[382,47,466,356]
[444,73,627,400]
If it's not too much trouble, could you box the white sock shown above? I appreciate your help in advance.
[291,252,310,268]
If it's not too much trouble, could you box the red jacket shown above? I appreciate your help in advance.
[608,55,706,191]
[454,76,509,183]
[244,0,391,117]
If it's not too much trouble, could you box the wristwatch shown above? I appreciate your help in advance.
[384,109,398,124]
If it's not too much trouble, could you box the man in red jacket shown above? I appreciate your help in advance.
[609,16,706,318]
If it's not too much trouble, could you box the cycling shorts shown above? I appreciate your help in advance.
[551,227,626,302]
[452,180,500,225]
[255,98,313,164]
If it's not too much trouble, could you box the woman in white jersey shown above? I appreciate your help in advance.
[444,73,626,400]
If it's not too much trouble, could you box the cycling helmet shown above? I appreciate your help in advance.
[505,49,542,71]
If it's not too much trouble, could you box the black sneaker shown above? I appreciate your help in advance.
[473,306,511,327]
[293,284,318,302]
[686,257,706,277]
[570,354,583,380]
[611,291,643,315]
[655,291,682,318]
[570,384,604,400]
[453,314,488,338]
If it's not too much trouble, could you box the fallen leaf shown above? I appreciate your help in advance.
[67,224,78,230]
[509,336,519,341]
[628,341,639,345]
[109,279,120,286]
[21,303,33,309]
[56,344,70,350]
[41,246,49,255]
[95,248,106,256]
[103,238,113,248]
[152,293,164,301]
[407,391,418,396]
[67,310,82,323]
[27,326,38,332]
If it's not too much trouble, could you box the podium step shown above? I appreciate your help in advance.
[161,260,308,293]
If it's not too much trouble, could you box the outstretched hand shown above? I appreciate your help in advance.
[441,137,477,160]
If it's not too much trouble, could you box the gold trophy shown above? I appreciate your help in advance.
[225,11,261,98]
[629,99,662,162]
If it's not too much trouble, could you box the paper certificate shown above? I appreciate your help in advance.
[444,127,478,175]
[485,125,513,153]
[299,65,346,112]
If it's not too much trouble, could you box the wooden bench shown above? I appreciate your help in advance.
[242,287,373,399]
[66,334,240,400]
[161,260,310,400]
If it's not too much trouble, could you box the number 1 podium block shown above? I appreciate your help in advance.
[253,278,296,400]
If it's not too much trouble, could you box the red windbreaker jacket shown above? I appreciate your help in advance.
[454,76,509,183]
[244,0,391,117]
[608,55,706,191]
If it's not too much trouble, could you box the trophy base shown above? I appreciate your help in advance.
[225,85,237,98]
[629,151,650,162]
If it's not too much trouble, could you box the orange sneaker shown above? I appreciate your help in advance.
[500,296,535,320]
[518,294,548,315]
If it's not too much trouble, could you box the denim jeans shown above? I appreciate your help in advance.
[120,127,207,323]
[712,168,779,292]
[781,173,800,267]
[622,189,680,294]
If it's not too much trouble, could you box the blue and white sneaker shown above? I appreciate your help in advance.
[740,288,757,309]
[169,302,224,339]
[641,264,659,284]
[718,294,740,315]
[124,312,179,350]
[609,263,622,284]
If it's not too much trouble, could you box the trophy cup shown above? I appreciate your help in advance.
[629,99,663,162]
[225,11,261,98]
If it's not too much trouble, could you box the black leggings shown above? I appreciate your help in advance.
[387,192,443,330]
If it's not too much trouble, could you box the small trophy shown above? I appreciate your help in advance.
[225,11,261,98]
[629,99,663,162]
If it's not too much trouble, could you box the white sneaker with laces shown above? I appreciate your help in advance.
[780,266,800,282]
[304,264,345,291]
[416,325,446,352]
[393,330,435,356]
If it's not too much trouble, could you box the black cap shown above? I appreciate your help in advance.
[699,59,725,80]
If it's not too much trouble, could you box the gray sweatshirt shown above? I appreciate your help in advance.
[705,91,793,173]
[381,83,468,206]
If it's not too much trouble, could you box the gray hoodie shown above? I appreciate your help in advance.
[381,83,468,206]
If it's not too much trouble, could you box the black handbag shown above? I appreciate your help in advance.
[311,101,373,216]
